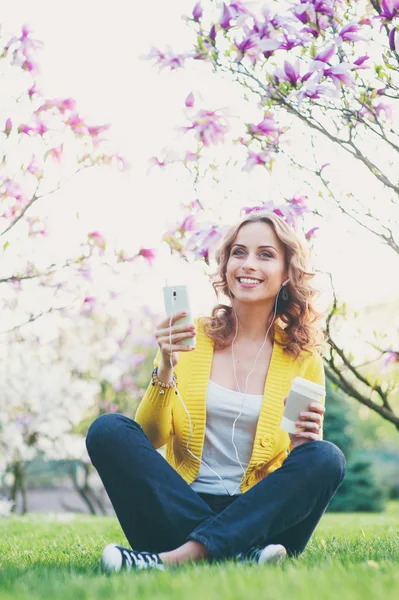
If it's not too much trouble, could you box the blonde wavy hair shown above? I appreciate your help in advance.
[202,211,327,359]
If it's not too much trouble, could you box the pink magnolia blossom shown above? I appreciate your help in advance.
[289,195,307,208]
[37,97,76,114]
[18,123,35,136]
[313,1,336,17]
[283,60,301,85]
[184,151,198,163]
[338,22,366,43]
[293,3,315,25]
[4,118,12,136]
[88,231,106,254]
[87,124,110,137]
[27,216,47,237]
[34,119,48,136]
[21,59,35,72]
[5,25,42,74]
[78,265,92,281]
[66,112,88,135]
[324,63,356,89]
[82,296,97,315]
[220,3,234,29]
[146,47,190,71]
[292,1,339,24]
[115,154,128,171]
[180,199,202,212]
[220,1,252,30]
[296,78,340,103]
[28,82,39,98]
[248,114,280,139]
[315,44,335,63]
[242,203,285,215]
[277,196,308,227]
[375,102,393,120]
[235,9,282,59]
[353,56,370,70]
[1,179,28,205]
[18,24,43,53]
[46,145,63,164]
[138,247,157,266]
[382,350,399,370]
[180,214,197,232]
[18,116,49,136]
[360,100,393,122]
[376,0,399,22]
[26,155,43,178]
[242,150,271,171]
[241,201,304,231]
[305,226,320,240]
[185,226,225,262]
[185,92,195,107]
[148,149,180,169]
[276,59,308,86]
[192,2,203,21]
[235,30,281,63]
[148,156,167,169]
[184,109,229,146]
[209,24,217,41]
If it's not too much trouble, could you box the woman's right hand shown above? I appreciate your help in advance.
[155,312,197,368]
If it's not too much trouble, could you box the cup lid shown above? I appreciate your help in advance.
[292,376,325,395]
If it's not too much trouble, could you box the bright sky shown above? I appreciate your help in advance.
[4,0,399,323]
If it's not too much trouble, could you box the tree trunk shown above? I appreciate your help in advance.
[10,461,28,514]
[69,461,107,515]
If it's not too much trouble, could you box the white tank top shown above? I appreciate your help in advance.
[190,379,264,496]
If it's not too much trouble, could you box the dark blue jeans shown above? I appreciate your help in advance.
[86,413,346,560]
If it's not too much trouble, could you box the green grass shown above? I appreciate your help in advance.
[1,504,399,600]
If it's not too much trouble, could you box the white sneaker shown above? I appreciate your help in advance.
[101,543,165,573]
[238,543,287,565]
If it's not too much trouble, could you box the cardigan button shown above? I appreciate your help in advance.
[260,434,272,447]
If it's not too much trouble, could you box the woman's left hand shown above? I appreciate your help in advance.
[284,397,326,449]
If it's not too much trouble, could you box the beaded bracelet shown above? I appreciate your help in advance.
[151,367,178,395]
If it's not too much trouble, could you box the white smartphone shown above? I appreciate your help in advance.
[163,285,196,347]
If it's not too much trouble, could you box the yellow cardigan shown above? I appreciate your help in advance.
[135,318,325,493]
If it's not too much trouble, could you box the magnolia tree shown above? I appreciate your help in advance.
[0,23,158,512]
[148,0,399,429]
[0,23,157,339]
[0,342,99,514]
[0,271,159,513]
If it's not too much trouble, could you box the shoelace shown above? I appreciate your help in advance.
[121,547,161,570]
[236,546,260,562]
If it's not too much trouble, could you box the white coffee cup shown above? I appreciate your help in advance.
[280,377,325,434]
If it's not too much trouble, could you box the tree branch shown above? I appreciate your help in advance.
[285,150,399,255]
[322,270,399,429]
[0,305,71,336]
[231,63,399,195]
[1,167,84,237]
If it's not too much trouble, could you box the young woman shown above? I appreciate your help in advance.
[86,211,346,572]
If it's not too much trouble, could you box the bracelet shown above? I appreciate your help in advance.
[151,367,177,395]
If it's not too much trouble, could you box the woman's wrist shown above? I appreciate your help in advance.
[156,358,174,385]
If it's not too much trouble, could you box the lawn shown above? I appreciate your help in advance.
[1,504,399,600]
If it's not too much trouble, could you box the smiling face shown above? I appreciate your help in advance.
[226,221,288,305]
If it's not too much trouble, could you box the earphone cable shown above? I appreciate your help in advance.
[166,284,284,497]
